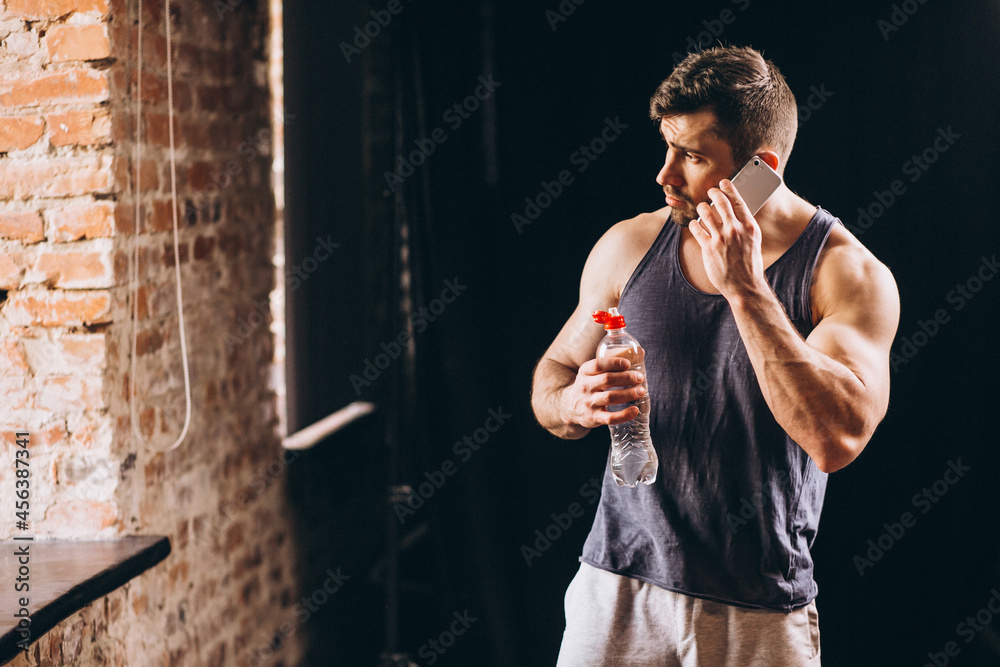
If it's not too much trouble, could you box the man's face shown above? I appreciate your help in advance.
[655,109,737,227]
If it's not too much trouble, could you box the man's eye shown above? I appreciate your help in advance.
[686,153,701,163]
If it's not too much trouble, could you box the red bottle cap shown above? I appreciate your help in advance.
[593,309,626,330]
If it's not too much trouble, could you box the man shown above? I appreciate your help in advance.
[530,46,900,666]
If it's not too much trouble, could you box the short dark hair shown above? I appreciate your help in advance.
[649,46,798,172]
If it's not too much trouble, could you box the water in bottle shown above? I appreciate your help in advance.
[593,308,658,487]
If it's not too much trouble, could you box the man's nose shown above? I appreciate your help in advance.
[656,156,683,188]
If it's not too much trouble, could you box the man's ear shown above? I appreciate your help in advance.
[756,150,780,172]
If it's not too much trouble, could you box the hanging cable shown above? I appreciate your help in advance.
[130,0,192,453]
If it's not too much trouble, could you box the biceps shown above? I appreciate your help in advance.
[544,303,604,371]
[805,316,891,401]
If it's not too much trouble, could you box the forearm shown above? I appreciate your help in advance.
[729,284,872,472]
[531,358,592,440]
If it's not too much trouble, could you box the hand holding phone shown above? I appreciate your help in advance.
[696,156,782,224]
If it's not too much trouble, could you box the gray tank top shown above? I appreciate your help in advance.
[580,206,841,611]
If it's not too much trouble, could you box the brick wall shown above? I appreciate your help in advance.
[0,0,301,663]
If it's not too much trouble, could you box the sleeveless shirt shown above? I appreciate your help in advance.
[579,206,841,611]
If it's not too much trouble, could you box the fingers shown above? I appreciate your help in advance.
[694,202,717,238]
[592,370,644,391]
[585,356,630,374]
[595,405,640,426]
[573,356,646,428]
[600,385,645,406]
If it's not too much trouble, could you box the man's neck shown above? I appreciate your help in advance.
[753,185,816,254]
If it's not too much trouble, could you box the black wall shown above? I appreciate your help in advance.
[284,1,1000,665]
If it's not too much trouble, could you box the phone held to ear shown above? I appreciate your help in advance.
[697,155,782,223]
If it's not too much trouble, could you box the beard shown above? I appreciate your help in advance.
[664,189,699,227]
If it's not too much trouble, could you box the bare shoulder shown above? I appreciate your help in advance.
[810,223,900,330]
[584,207,670,302]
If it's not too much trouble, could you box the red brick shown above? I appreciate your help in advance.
[0,340,30,374]
[145,112,184,148]
[2,290,112,326]
[45,24,110,63]
[6,0,109,19]
[187,161,212,190]
[151,199,175,232]
[218,232,242,258]
[67,414,111,450]
[0,210,44,243]
[135,328,164,356]
[0,116,43,150]
[133,284,150,320]
[0,69,109,107]
[46,109,112,147]
[4,31,40,59]
[0,252,26,290]
[47,201,114,242]
[131,591,147,615]
[163,241,189,266]
[138,406,156,436]
[108,592,124,624]
[174,518,190,551]
[136,69,166,106]
[36,375,104,411]
[141,34,168,73]
[0,376,32,411]
[44,500,116,533]
[139,160,161,193]
[27,244,115,289]
[0,421,67,450]
[0,155,114,198]
[22,333,106,375]
[193,235,215,260]
[144,453,165,486]
[167,559,189,589]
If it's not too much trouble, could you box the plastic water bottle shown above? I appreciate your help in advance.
[593,308,658,487]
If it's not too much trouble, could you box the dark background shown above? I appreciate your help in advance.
[282,1,1000,665]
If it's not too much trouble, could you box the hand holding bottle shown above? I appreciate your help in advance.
[559,356,646,429]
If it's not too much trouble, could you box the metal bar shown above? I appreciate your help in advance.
[280,401,376,450]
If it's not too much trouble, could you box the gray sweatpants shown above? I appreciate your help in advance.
[556,562,821,666]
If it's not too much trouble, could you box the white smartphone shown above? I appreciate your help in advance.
[698,155,782,222]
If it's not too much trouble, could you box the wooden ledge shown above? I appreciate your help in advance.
[0,535,171,664]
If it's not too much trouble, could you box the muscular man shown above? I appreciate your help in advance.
[531,46,900,666]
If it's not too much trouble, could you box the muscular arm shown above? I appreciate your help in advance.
[531,214,661,439]
[729,240,899,472]
[695,181,900,473]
